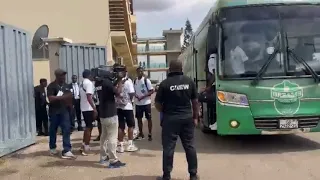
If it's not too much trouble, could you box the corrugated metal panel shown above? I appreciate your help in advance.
[0,22,36,157]
[59,44,107,82]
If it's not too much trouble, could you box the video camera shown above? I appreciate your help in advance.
[91,64,126,84]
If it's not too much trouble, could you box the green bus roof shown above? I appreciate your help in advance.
[218,0,320,8]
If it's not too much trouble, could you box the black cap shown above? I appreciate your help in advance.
[82,69,91,78]
[54,68,67,76]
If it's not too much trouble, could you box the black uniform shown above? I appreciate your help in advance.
[155,72,198,179]
[94,80,103,138]
[68,83,82,131]
[34,85,48,135]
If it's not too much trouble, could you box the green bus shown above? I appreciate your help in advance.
[180,0,320,135]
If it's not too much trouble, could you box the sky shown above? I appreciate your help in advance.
[133,0,214,37]
[133,0,214,81]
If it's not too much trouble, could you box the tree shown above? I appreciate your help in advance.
[181,19,193,51]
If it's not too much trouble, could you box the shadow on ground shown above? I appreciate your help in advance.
[105,176,182,180]
[136,129,320,155]
[40,160,105,169]
[0,168,19,177]
[133,108,320,154]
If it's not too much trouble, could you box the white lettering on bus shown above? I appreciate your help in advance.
[169,84,189,91]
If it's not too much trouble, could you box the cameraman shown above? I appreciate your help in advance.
[97,70,126,168]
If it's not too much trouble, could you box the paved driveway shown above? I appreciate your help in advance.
[1,109,320,180]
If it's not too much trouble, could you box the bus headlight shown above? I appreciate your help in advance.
[217,91,249,106]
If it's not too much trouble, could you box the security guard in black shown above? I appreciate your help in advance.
[155,60,199,180]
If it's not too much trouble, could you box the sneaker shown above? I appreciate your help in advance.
[50,149,58,156]
[126,144,138,152]
[117,144,124,153]
[134,134,145,141]
[61,151,76,159]
[108,160,126,168]
[148,134,152,141]
[80,146,90,156]
[99,156,109,165]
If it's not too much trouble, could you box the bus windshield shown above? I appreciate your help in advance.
[220,5,320,79]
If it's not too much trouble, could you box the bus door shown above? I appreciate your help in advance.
[200,22,219,128]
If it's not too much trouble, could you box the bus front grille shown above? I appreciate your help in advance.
[254,116,320,130]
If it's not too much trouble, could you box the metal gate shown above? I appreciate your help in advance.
[0,22,36,157]
[59,44,107,82]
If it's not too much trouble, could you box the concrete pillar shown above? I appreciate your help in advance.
[146,40,151,78]
[47,42,61,81]
[42,38,72,82]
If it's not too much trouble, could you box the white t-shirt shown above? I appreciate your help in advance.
[117,78,135,110]
[230,46,249,74]
[134,77,153,106]
[208,53,216,74]
[80,78,95,111]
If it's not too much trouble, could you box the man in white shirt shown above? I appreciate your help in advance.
[115,68,138,153]
[79,69,97,155]
[134,67,154,141]
[69,75,83,131]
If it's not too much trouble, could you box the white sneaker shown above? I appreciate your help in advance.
[209,122,217,130]
[62,151,76,159]
[126,144,138,152]
[80,145,90,156]
[50,149,58,155]
[117,144,124,153]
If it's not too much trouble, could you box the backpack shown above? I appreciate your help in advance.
[134,77,149,91]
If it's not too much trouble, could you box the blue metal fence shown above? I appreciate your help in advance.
[59,44,107,82]
[0,22,36,157]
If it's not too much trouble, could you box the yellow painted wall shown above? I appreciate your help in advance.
[33,59,50,86]
[1,0,112,62]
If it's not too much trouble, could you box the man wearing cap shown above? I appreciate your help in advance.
[47,69,75,159]
[79,69,97,156]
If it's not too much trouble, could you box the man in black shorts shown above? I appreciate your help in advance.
[133,67,154,141]
[115,68,138,153]
[79,69,97,155]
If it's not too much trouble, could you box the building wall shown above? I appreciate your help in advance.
[167,53,180,64]
[0,23,36,157]
[33,60,50,85]
[0,0,113,62]
[165,34,182,50]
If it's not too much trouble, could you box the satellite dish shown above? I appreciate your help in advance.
[32,25,49,50]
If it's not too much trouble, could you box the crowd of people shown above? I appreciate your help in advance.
[34,60,200,180]
[34,65,154,161]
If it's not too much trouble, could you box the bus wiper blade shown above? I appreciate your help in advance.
[251,32,281,86]
[251,49,279,86]
[284,31,319,83]
[288,49,319,82]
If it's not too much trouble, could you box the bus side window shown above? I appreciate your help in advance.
[206,23,218,84]
[207,23,218,59]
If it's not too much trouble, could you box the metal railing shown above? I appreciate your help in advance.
[138,63,168,69]
[137,46,165,53]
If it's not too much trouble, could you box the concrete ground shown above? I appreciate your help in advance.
[2,109,320,180]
